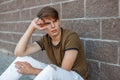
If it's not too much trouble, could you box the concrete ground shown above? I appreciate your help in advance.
[0,52,32,80]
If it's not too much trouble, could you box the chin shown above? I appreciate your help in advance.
[51,33,58,37]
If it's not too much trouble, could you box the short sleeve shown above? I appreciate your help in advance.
[65,33,81,51]
[36,37,45,51]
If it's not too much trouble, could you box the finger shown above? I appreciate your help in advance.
[17,69,23,74]
[15,61,25,68]
[36,18,44,25]
[24,61,30,65]
[15,64,22,69]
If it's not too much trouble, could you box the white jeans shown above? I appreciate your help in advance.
[0,56,84,80]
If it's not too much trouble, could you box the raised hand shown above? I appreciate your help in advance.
[29,18,46,31]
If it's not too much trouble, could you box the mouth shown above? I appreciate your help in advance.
[51,29,57,33]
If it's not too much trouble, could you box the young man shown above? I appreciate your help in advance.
[0,6,88,80]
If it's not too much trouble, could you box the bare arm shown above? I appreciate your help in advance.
[14,18,46,57]
[61,50,78,71]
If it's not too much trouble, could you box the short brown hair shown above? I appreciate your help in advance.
[37,6,59,20]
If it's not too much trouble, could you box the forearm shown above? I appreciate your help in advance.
[14,25,35,56]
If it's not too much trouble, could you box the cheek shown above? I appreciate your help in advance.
[44,27,51,33]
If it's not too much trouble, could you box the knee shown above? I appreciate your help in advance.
[14,56,34,64]
[34,64,57,80]
[40,64,57,76]
[44,64,57,72]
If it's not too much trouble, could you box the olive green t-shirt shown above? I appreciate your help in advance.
[36,28,88,80]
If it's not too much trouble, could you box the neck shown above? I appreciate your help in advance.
[51,29,61,45]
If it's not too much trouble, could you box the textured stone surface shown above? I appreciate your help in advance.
[0,23,9,31]
[0,33,22,43]
[0,2,8,12]
[8,43,16,54]
[88,61,100,80]
[0,41,9,50]
[102,18,120,40]
[35,0,51,5]
[62,0,84,18]
[6,0,16,11]
[86,0,118,17]
[86,40,118,64]
[52,0,68,3]
[72,19,100,38]
[15,22,30,33]
[30,6,43,20]
[20,9,31,20]
[61,20,73,30]
[100,63,120,80]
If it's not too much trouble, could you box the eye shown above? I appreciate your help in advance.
[44,22,50,25]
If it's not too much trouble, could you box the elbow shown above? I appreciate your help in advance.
[14,50,24,57]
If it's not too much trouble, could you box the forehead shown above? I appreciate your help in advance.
[42,17,56,22]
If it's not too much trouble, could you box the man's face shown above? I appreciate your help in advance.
[42,18,61,37]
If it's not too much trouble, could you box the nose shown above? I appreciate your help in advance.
[51,22,55,28]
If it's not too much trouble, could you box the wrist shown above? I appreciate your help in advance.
[31,68,42,75]
[28,25,35,33]
[29,25,35,32]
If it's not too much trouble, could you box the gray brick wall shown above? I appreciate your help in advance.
[0,0,120,80]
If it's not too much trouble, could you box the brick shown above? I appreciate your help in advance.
[86,40,118,64]
[24,0,36,8]
[15,0,24,9]
[72,19,100,38]
[61,20,73,29]
[102,18,120,40]
[0,41,9,51]
[15,22,30,33]
[0,33,22,43]
[32,35,42,42]
[0,14,6,22]
[0,3,8,12]
[8,43,16,54]
[62,0,84,18]
[88,60,100,80]
[0,33,9,42]
[4,13,13,21]
[0,23,9,31]
[20,9,31,20]
[52,0,67,3]
[35,0,51,5]
[11,11,20,21]
[8,23,16,32]
[86,0,118,17]
[30,7,42,19]
[100,63,120,80]
[7,0,16,11]
[9,34,23,43]
[0,0,5,3]
[9,34,22,43]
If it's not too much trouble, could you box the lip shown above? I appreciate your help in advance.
[51,29,57,33]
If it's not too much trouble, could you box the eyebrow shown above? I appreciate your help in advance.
[44,22,51,25]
